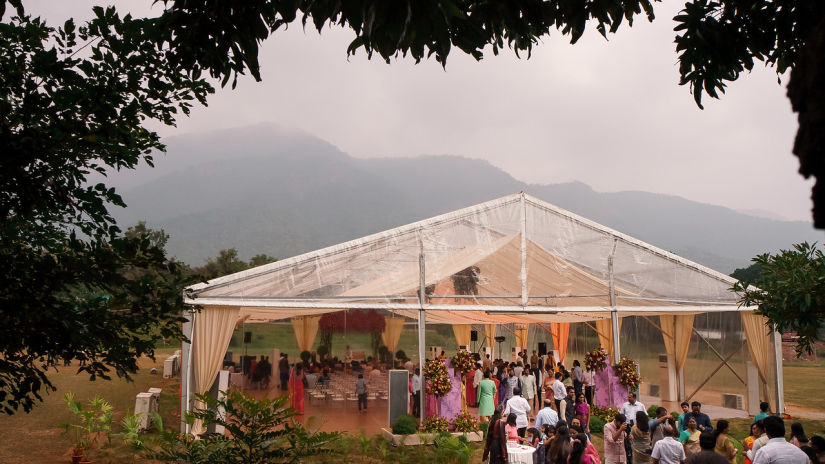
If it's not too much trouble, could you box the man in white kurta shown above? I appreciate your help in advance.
[503,386,531,438]
[520,367,537,419]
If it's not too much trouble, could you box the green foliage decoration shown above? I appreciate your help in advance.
[59,393,114,451]
[589,416,605,434]
[647,404,660,419]
[434,432,473,464]
[734,242,825,355]
[392,413,419,435]
[148,390,341,464]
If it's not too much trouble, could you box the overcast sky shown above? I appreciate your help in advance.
[27,1,813,221]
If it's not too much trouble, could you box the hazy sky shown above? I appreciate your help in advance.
[27,1,813,221]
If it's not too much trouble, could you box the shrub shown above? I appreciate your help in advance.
[396,350,407,361]
[647,404,660,419]
[434,433,472,464]
[589,416,605,434]
[147,391,341,463]
[480,421,490,438]
[671,411,680,422]
[317,345,329,359]
[300,350,312,364]
[392,414,419,435]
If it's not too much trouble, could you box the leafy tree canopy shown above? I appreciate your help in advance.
[0,3,211,413]
[730,262,762,287]
[734,242,825,356]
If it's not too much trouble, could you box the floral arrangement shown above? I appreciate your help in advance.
[613,357,641,391]
[584,346,608,372]
[424,359,453,397]
[423,415,450,433]
[591,405,620,422]
[453,411,480,432]
[450,349,476,377]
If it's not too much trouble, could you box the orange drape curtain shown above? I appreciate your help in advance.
[550,323,570,365]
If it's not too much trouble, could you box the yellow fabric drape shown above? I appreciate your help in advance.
[291,315,320,352]
[741,313,771,386]
[192,306,240,435]
[485,324,497,358]
[515,325,528,350]
[595,318,623,360]
[381,317,406,353]
[453,324,472,347]
[660,315,694,372]
[550,323,570,365]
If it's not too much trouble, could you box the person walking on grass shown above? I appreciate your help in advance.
[477,369,498,422]
[356,373,367,413]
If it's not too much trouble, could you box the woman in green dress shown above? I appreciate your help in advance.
[477,369,497,421]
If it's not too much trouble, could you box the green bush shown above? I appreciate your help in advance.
[671,411,680,422]
[589,416,605,434]
[300,350,312,364]
[396,350,407,360]
[480,421,490,438]
[647,404,660,419]
[392,414,419,435]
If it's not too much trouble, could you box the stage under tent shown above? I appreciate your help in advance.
[180,193,783,433]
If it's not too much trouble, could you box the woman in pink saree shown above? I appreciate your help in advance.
[288,364,306,415]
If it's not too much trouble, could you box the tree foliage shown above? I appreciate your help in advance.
[734,242,825,356]
[0,4,210,413]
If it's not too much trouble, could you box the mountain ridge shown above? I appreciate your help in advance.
[111,124,822,273]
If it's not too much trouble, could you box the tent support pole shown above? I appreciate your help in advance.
[184,308,195,435]
[418,240,426,424]
[608,239,620,360]
[773,325,784,415]
[520,192,528,308]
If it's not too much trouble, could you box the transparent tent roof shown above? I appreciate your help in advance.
[184,193,751,322]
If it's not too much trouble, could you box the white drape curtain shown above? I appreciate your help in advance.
[291,315,321,352]
[191,305,240,436]
[660,315,694,373]
[595,318,623,360]
[381,317,406,353]
[741,313,771,386]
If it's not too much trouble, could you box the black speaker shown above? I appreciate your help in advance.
[495,336,506,343]
[470,330,478,342]
[538,342,547,356]
[243,331,252,344]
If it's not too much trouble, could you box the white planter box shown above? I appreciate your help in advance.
[380,428,483,446]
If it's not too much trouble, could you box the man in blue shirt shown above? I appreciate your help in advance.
[535,398,559,430]
[682,401,713,432]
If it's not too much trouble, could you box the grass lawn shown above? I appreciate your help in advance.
[782,360,825,412]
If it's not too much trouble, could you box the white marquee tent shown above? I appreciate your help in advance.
[181,193,783,431]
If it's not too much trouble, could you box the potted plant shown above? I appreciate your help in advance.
[59,393,113,463]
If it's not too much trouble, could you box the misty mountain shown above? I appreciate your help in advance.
[111,124,822,273]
